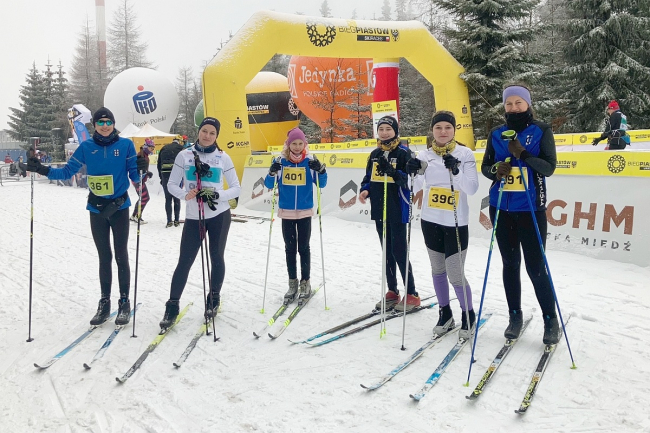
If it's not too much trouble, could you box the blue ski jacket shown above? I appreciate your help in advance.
[264,156,327,211]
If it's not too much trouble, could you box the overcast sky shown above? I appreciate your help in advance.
[1,0,388,131]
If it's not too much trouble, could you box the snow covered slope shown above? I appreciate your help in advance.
[0,180,648,432]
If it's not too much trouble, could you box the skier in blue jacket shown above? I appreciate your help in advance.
[481,85,561,345]
[264,127,327,303]
[26,107,145,326]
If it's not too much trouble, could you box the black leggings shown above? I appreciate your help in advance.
[169,211,231,300]
[490,207,556,316]
[162,176,181,223]
[89,208,131,298]
[374,221,416,295]
[281,217,311,281]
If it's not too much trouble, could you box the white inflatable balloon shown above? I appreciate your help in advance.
[104,67,179,133]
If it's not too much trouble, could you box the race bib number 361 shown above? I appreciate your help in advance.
[503,167,528,192]
[88,175,115,196]
[427,186,459,211]
[282,167,306,186]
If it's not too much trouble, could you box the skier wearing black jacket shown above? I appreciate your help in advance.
[158,139,184,227]
[359,116,419,312]
[592,100,630,150]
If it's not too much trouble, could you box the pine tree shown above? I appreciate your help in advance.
[173,66,202,138]
[7,64,49,144]
[381,0,392,20]
[108,0,153,74]
[69,20,104,113]
[433,0,541,138]
[320,1,333,18]
[351,9,358,19]
[396,0,408,20]
[560,0,650,131]
[399,59,436,137]
[337,67,372,141]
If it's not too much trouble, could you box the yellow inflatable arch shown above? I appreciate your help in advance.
[203,11,474,181]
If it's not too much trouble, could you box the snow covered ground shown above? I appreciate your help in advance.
[1,178,649,433]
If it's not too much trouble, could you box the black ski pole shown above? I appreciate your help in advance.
[131,171,144,338]
[27,146,36,343]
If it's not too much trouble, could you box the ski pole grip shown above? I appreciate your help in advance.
[501,130,517,141]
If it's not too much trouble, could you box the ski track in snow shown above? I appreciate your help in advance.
[0,180,649,432]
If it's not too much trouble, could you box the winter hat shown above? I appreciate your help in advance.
[608,101,620,110]
[377,116,399,137]
[502,85,532,107]
[285,127,307,146]
[198,117,221,136]
[431,111,456,129]
[144,138,155,148]
[93,107,115,125]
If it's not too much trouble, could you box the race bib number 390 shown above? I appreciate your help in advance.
[282,167,306,186]
[427,186,459,211]
[503,167,528,192]
[88,175,115,196]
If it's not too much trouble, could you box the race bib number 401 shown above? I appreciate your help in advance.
[503,167,528,192]
[427,186,459,211]
[282,167,306,186]
[88,175,115,197]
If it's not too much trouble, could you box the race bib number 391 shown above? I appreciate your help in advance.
[503,167,528,192]
[282,167,306,186]
[370,162,395,183]
[88,175,115,196]
[427,186,459,211]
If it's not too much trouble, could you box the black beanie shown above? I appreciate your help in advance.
[199,117,221,136]
[431,112,456,129]
[93,107,115,125]
[377,116,399,137]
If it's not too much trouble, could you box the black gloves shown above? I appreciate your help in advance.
[136,155,148,172]
[496,161,511,181]
[26,157,50,176]
[376,156,396,177]
[507,139,526,159]
[147,171,153,179]
[405,158,421,175]
[269,160,282,176]
[197,188,219,211]
[592,138,601,146]
[443,154,461,175]
[308,158,326,174]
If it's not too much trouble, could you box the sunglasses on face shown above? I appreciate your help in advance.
[96,120,113,126]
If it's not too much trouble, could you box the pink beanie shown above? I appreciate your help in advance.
[285,127,307,147]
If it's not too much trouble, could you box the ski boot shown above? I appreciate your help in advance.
[205,292,221,319]
[90,298,111,326]
[165,221,174,228]
[433,304,455,336]
[160,300,180,330]
[504,309,524,340]
[459,309,476,340]
[115,297,131,325]
[394,293,421,312]
[375,290,400,311]
[298,280,312,301]
[543,314,561,344]
[284,278,299,304]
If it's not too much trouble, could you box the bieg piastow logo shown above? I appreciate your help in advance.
[306,21,337,47]
[329,155,337,166]
[133,85,157,114]
[391,29,399,41]
[607,154,626,173]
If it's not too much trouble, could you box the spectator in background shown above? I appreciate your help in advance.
[592,101,630,150]
[4,154,12,164]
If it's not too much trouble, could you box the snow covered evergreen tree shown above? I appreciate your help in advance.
[433,0,541,139]
[320,1,333,18]
[173,67,202,138]
[69,20,105,113]
[107,0,153,74]
[338,76,372,141]
[381,0,392,20]
[7,64,51,145]
[560,0,650,131]
[399,59,435,138]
